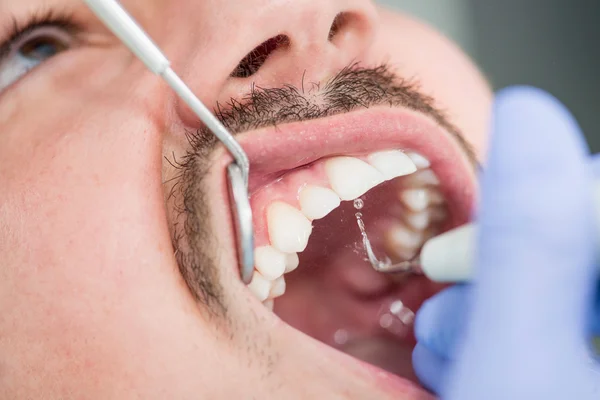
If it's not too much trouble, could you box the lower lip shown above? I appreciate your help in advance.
[341,336,417,378]
[303,320,434,399]
[344,347,435,399]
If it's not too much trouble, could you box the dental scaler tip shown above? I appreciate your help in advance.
[413,181,600,283]
[373,257,423,275]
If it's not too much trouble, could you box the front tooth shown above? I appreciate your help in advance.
[325,156,384,201]
[400,189,430,211]
[299,186,341,220]
[248,271,271,301]
[285,253,300,273]
[254,246,287,280]
[270,276,286,298]
[268,202,312,253]
[406,152,431,169]
[367,150,417,180]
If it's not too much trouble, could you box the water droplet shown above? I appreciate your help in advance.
[333,329,349,346]
[353,198,364,210]
[357,219,366,231]
[354,210,395,271]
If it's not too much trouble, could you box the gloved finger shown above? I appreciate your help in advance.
[592,278,600,334]
[415,285,470,360]
[588,155,600,337]
[412,342,448,395]
[471,87,597,349]
[590,153,600,176]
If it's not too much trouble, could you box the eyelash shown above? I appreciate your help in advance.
[0,10,79,60]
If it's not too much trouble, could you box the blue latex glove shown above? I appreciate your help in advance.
[412,87,600,398]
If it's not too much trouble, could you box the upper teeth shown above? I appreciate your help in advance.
[270,276,286,298]
[404,210,431,230]
[400,189,430,212]
[284,252,300,273]
[367,150,418,180]
[299,185,341,220]
[325,156,385,201]
[267,202,312,253]
[406,152,431,169]
[248,149,445,307]
[247,270,272,302]
[254,246,288,280]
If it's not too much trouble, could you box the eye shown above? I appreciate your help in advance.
[0,26,71,92]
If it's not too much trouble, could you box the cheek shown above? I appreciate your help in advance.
[0,100,190,388]
[368,11,493,161]
[401,45,492,161]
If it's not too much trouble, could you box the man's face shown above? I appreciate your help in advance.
[0,1,491,398]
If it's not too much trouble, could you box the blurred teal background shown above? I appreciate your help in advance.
[378,0,600,151]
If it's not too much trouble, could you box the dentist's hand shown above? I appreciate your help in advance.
[412,87,600,399]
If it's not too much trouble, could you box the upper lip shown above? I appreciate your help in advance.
[215,105,477,227]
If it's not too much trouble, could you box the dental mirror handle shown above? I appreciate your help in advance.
[420,181,600,283]
[82,0,250,184]
[83,0,169,74]
[83,0,254,282]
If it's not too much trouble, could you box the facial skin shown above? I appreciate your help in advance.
[0,1,491,399]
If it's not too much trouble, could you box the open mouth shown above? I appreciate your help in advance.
[230,106,476,394]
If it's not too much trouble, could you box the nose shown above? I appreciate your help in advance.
[176,0,379,103]
[171,0,379,127]
[225,0,379,87]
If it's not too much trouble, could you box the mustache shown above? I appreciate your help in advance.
[187,63,476,165]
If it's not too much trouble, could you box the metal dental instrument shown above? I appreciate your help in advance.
[355,210,422,275]
[83,0,255,284]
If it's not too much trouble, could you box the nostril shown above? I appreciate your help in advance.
[328,13,348,41]
[328,12,367,47]
[230,35,290,78]
[330,12,358,43]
